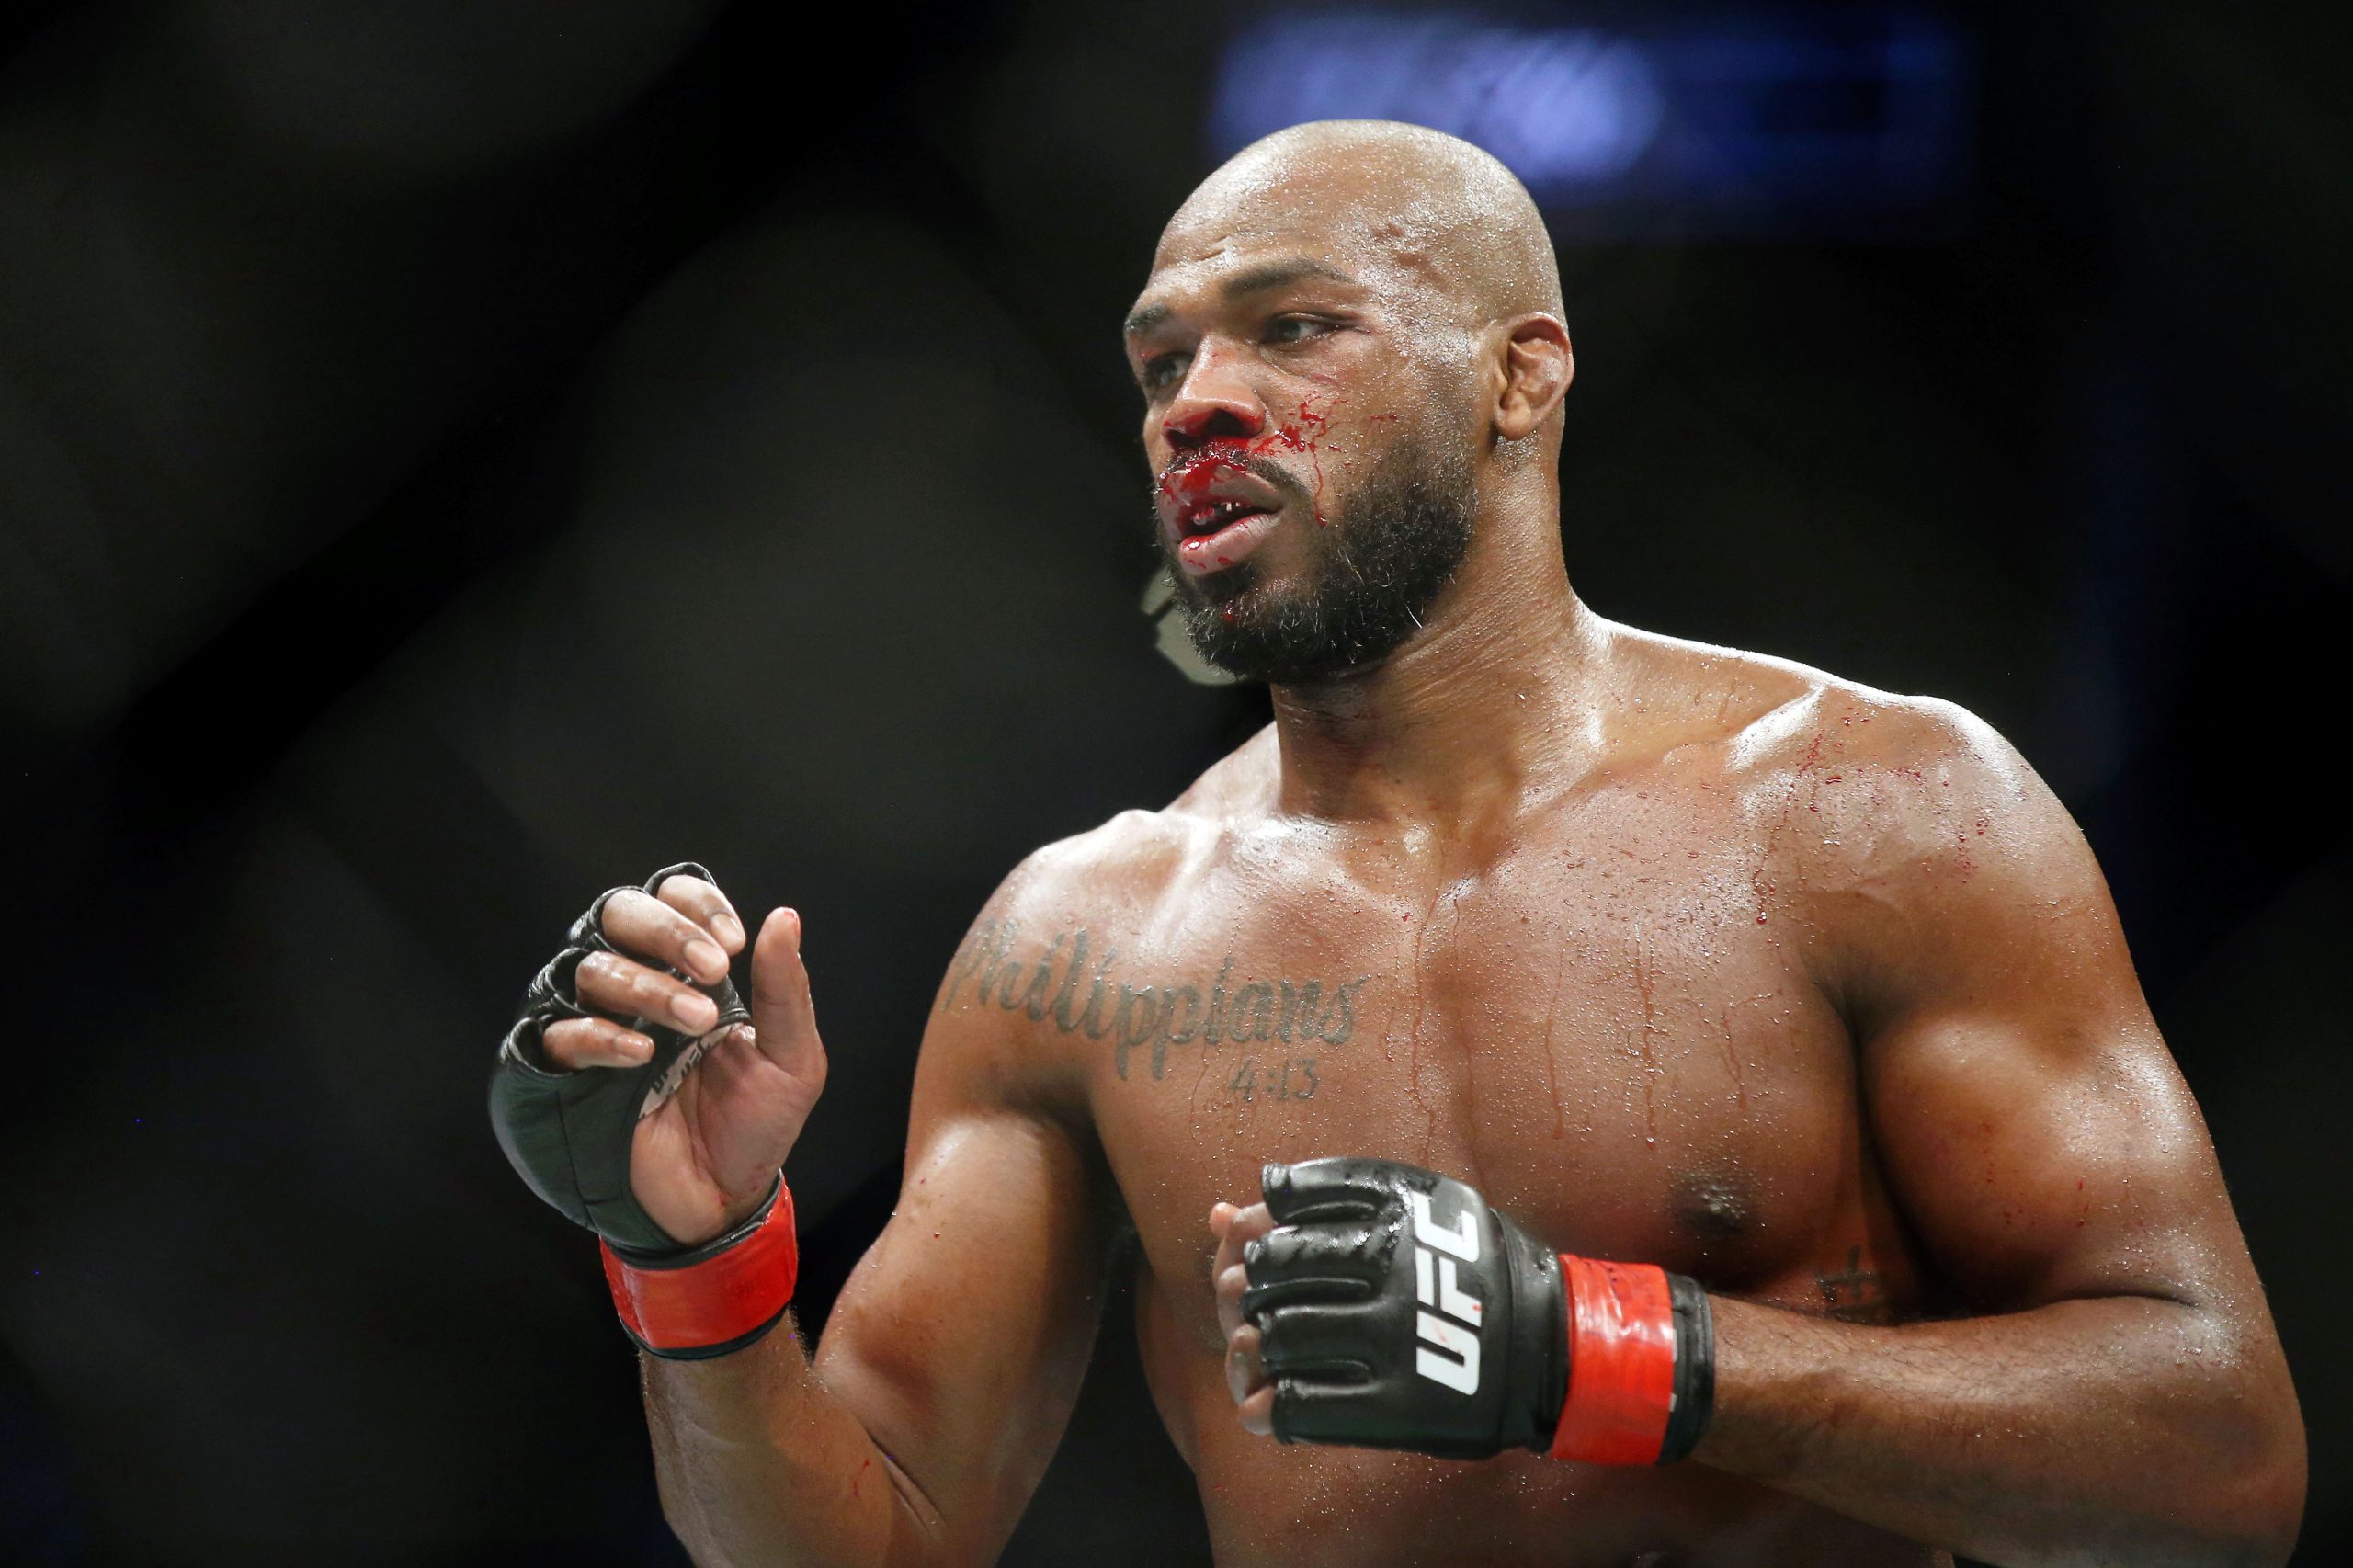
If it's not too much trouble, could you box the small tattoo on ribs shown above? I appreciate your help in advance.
[1816,1245,1893,1324]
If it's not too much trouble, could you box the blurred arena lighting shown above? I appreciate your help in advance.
[1209,6,1974,241]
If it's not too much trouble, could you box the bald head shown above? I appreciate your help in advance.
[1159,119,1563,330]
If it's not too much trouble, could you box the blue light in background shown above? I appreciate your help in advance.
[1215,20,1667,187]
[1208,6,1974,242]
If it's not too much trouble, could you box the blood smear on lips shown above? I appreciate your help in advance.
[1159,395,1338,528]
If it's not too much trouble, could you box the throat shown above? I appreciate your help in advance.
[1267,593,1609,824]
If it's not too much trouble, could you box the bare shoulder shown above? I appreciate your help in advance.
[928,728,1270,1017]
[1742,684,2069,890]
[1614,626,2042,830]
[1608,622,2098,916]
[1733,678,2039,828]
[1620,627,2127,1017]
[980,725,1275,933]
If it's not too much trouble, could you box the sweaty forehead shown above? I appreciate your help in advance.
[1150,170,1472,314]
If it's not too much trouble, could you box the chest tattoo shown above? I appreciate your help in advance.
[939,920,1372,1082]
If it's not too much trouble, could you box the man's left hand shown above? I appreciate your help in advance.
[1210,1157,1571,1460]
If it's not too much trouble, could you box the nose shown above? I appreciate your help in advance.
[1161,344,1267,451]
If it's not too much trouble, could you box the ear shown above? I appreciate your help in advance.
[1493,314,1574,441]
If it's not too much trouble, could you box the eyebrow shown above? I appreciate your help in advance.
[1123,257,1361,337]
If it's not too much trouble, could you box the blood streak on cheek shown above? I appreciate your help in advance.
[1241,396,1336,526]
[1278,398,1333,524]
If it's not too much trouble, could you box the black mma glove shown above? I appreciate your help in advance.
[1242,1157,1713,1465]
[488,861,756,1258]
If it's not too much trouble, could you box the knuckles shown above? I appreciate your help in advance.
[574,950,654,1005]
[652,871,717,906]
[543,1017,628,1069]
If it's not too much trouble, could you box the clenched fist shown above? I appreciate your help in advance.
[1211,1158,1715,1466]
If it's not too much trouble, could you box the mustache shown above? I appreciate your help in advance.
[1154,442,1313,504]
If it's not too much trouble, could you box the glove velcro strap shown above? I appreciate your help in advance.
[1548,1256,1691,1466]
[600,1180,798,1360]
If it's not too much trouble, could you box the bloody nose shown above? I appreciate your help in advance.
[1163,365,1266,449]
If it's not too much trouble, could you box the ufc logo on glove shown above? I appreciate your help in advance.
[1242,1158,1714,1463]
[1408,1189,1485,1395]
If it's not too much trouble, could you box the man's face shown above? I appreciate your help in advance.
[1125,231,1481,685]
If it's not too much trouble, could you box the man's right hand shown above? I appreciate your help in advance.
[491,864,829,1253]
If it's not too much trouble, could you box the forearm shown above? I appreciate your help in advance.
[1695,1293,2303,1568]
[643,1314,942,1568]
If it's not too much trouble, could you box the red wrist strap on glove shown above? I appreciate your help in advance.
[1549,1254,1680,1465]
[599,1182,798,1359]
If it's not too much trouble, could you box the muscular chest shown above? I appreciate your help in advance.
[1017,802,1903,1333]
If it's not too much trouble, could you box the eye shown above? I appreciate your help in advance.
[1141,351,1191,392]
[1266,315,1335,347]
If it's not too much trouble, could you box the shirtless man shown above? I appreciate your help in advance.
[489,122,2305,1566]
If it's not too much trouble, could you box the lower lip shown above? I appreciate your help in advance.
[1175,509,1279,576]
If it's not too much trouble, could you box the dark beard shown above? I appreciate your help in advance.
[1159,433,1475,685]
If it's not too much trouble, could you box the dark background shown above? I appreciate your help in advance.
[2,2,2346,1563]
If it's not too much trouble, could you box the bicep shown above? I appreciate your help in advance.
[811,1008,1113,1559]
[1866,997,2238,1312]
[1841,728,2257,1315]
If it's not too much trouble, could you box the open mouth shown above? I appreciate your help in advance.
[1171,501,1282,576]
[1184,497,1274,537]
[1156,454,1290,575]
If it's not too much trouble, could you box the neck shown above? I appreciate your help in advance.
[1266,513,1611,826]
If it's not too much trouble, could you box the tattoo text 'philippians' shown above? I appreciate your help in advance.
[939,922,1370,1081]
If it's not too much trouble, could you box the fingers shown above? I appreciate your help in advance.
[747,907,825,1085]
[1267,1379,1386,1448]
[1226,1321,1276,1436]
[1216,1201,1277,1259]
[1261,1157,1401,1224]
[653,870,747,955]
[541,1015,656,1070]
[1216,1250,1245,1343]
[602,886,733,984]
[1212,1201,1277,1339]
[574,949,722,1035]
[1211,1200,1301,1438]
[1238,1220,1389,1317]
[1231,1293,1380,1442]
[1256,1299,1380,1380]
[1239,1263,1374,1324]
